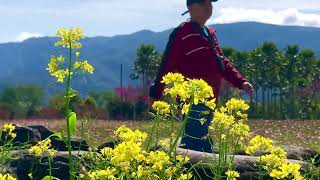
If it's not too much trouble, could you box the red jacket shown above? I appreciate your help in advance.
[154,21,247,100]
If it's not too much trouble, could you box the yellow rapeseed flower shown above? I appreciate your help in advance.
[177,173,193,180]
[159,138,171,150]
[132,165,152,178]
[82,60,94,74]
[181,103,190,115]
[271,147,287,159]
[111,126,148,169]
[258,145,304,179]
[73,61,94,74]
[269,169,284,179]
[162,73,214,104]
[161,72,185,85]
[0,173,16,180]
[111,141,142,169]
[165,166,177,177]
[47,56,59,74]
[235,111,248,121]
[100,147,113,159]
[152,101,171,115]
[28,145,42,157]
[187,78,214,105]
[225,170,240,180]
[261,153,286,172]
[230,122,250,141]
[85,167,117,180]
[55,27,84,49]
[48,27,94,83]
[3,123,15,133]
[164,82,189,101]
[176,154,190,165]
[225,98,249,114]
[51,69,69,83]
[136,153,145,162]
[56,55,65,62]
[210,110,235,131]
[114,125,147,143]
[146,151,171,171]
[245,135,273,156]
[74,61,81,69]
[2,123,16,138]
[269,162,304,180]
[199,118,207,125]
[28,139,57,157]
[205,98,216,110]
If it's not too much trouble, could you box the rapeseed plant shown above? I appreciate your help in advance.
[2,123,16,140]
[246,136,305,180]
[28,139,57,180]
[152,72,307,179]
[0,123,17,168]
[80,125,192,180]
[47,27,94,179]
[28,139,57,157]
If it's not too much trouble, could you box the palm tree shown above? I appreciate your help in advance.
[296,49,317,119]
[248,47,264,118]
[131,44,161,93]
[284,45,300,119]
[260,42,282,118]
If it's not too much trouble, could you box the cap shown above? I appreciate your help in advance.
[182,0,218,16]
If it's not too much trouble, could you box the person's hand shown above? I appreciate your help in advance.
[242,82,254,97]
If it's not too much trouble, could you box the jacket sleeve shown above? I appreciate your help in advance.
[210,29,247,89]
[153,32,184,99]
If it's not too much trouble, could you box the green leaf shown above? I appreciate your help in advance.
[49,132,67,144]
[42,175,60,180]
[51,132,63,140]
[69,112,77,135]
[66,88,78,99]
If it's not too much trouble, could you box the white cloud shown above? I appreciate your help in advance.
[16,32,43,42]
[1,1,320,43]
[210,8,320,27]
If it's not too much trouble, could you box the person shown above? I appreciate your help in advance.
[149,0,254,153]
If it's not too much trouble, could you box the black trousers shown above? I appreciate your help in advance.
[180,103,213,153]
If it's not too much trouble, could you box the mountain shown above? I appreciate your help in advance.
[0,22,319,97]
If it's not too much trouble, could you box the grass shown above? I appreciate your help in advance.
[1,119,319,152]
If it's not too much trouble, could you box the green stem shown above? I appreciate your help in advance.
[146,116,157,150]
[155,118,160,146]
[170,107,175,146]
[216,133,222,180]
[258,155,262,180]
[65,41,74,180]
[229,139,238,169]
[168,99,193,155]
[48,157,52,180]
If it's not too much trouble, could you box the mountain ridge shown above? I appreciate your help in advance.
[1,22,319,96]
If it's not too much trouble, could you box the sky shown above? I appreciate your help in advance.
[1,0,320,43]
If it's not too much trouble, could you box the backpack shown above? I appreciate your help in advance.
[149,26,181,99]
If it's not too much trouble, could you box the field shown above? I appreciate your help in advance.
[1,119,319,152]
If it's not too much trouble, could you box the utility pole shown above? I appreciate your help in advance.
[120,64,123,120]
[120,64,123,102]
